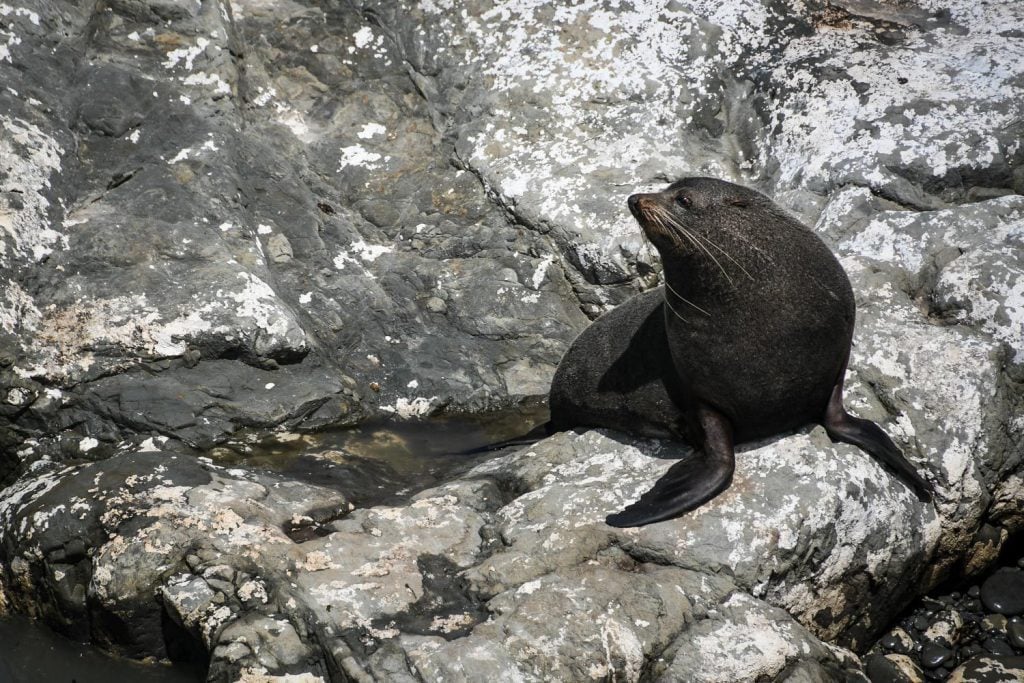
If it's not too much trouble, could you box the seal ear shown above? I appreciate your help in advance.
[727,198,751,208]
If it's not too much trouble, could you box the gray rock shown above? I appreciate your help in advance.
[0,433,875,681]
[659,593,867,682]
[2,0,1022,448]
[0,416,1015,681]
[0,0,590,458]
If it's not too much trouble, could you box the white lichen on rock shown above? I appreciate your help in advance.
[0,116,66,265]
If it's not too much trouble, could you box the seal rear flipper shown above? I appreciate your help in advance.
[823,384,934,502]
[606,407,734,528]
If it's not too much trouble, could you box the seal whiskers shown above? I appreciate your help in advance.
[664,280,711,317]
[689,230,755,282]
[657,205,756,283]
[650,203,748,286]
[648,204,735,285]
[633,205,711,320]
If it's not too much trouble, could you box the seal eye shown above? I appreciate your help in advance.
[675,194,692,209]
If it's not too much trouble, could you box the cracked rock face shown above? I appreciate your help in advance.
[2,0,1024,681]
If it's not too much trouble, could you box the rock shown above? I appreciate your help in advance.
[985,637,1018,657]
[0,0,590,458]
[948,656,1024,683]
[266,233,294,264]
[0,430,899,681]
[965,525,1009,576]
[986,615,1011,634]
[880,628,917,656]
[877,566,1024,679]
[865,653,925,683]
[963,644,986,660]
[1008,619,1024,651]
[923,610,964,648]
[657,593,865,682]
[0,451,349,661]
[919,642,953,669]
[981,569,1024,616]
[75,360,363,449]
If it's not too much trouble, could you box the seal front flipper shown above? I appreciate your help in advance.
[606,407,735,528]
[822,380,934,502]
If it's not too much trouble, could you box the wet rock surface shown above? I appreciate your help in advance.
[1,0,1024,681]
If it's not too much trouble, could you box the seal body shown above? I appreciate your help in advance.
[549,287,682,440]
[550,177,933,527]
[653,180,854,442]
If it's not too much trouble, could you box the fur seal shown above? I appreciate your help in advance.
[549,177,934,528]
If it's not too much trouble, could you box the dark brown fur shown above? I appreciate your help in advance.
[550,177,933,527]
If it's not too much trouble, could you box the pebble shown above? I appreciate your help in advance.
[881,628,917,656]
[865,653,924,683]
[1008,619,1024,650]
[924,611,964,648]
[980,568,1024,615]
[881,633,901,650]
[920,642,953,669]
[983,636,1016,656]
[967,585,981,599]
[961,643,984,660]
[914,615,932,631]
[983,614,1009,633]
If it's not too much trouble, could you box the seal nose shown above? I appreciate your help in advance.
[627,194,642,218]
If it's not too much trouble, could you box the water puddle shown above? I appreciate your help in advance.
[0,614,201,683]
[208,403,549,507]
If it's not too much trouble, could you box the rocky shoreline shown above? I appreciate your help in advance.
[2,0,1024,680]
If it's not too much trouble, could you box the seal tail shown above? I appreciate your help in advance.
[822,383,934,502]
